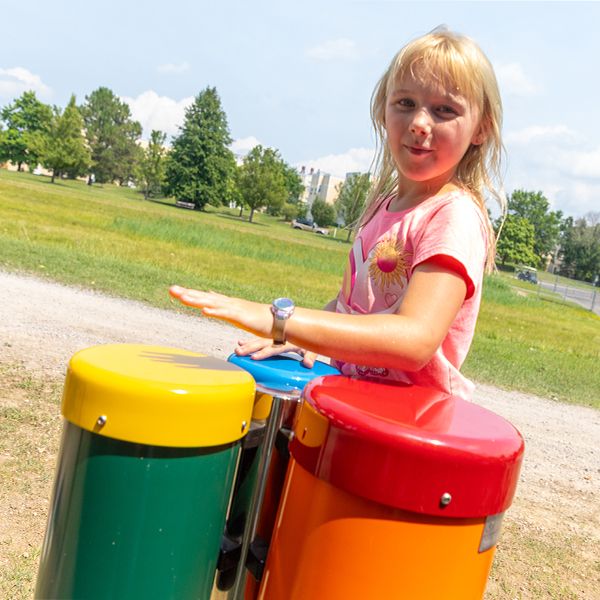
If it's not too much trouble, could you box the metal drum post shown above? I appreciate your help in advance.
[229,386,294,600]
[35,344,255,600]
[259,376,525,600]
[214,354,340,599]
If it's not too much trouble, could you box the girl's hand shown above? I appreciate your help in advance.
[169,285,272,338]
[235,337,317,368]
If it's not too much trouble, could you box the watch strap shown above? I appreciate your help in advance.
[271,317,287,345]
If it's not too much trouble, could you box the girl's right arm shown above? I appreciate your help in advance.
[171,260,466,374]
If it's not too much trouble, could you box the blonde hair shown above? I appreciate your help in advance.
[362,26,505,271]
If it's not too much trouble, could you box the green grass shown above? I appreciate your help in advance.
[1,169,599,408]
[463,276,599,406]
[0,170,347,307]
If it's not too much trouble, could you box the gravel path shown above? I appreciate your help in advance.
[1,269,599,543]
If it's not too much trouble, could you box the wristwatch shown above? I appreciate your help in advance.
[271,297,295,345]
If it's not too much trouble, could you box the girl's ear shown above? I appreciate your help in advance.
[472,130,486,146]
[471,118,489,146]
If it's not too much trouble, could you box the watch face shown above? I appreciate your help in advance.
[273,297,294,311]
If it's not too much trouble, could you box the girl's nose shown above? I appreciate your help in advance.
[410,110,431,136]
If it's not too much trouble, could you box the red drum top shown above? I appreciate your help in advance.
[290,376,524,518]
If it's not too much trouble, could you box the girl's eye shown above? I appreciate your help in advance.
[437,105,458,116]
[396,98,414,108]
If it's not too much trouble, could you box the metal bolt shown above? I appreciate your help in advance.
[96,415,107,427]
[440,492,452,506]
[241,421,247,433]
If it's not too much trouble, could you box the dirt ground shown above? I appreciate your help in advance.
[0,269,599,599]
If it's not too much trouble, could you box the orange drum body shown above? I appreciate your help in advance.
[258,377,524,600]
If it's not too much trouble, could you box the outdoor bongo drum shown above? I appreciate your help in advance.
[215,353,339,599]
[258,375,524,600]
[35,344,255,600]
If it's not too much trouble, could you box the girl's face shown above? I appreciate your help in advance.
[384,71,484,188]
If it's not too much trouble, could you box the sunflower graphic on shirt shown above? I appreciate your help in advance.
[368,237,410,290]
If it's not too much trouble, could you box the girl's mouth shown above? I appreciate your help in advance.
[406,145,432,156]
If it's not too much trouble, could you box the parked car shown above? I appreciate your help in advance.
[516,266,538,285]
[291,218,329,235]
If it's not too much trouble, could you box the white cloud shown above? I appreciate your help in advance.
[495,62,538,96]
[306,38,359,61]
[121,91,193,138]
[505,125,576,145]
[554,147,600,179]
[157,62,190,74]
[541,180,600,217]
[0,66,51,99]
[230,136,261,157]
[514,140,600,181]
[505,132,600,216]
[297,147,375,178]
[564,182,600,215]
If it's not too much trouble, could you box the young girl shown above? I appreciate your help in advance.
[170,27,505,400]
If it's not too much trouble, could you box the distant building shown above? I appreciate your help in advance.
[298,166,344,209]
[2,161,52,177]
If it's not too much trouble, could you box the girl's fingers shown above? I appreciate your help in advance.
[172,287,232,316]
[237,338,316,367]
[236,338,272,355]
[170,286,208,307]
[302,351,317,368]
[169,285,186,298]
[250,343,297,360]
[170,286,275,342]
[235,338,304,361]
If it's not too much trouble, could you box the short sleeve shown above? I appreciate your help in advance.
[410,194,488,299]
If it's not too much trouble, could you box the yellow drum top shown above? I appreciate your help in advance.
[62,344,255,447]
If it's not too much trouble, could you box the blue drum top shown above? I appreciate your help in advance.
[227,353,340,395]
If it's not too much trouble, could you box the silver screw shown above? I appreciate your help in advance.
[440,492,452,506]
[241,421,247,433]
[96,415,107,427]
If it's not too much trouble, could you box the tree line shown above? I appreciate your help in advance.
[0,88,597,281]
[495,190,599,284]
[0,87,306,222]
[0,86,372,234]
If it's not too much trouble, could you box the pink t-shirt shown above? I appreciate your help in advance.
[333,189,488,399]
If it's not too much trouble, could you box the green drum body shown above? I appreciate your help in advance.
[35,344,255,600]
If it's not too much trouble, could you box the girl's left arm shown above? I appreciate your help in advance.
[170,262,466,372]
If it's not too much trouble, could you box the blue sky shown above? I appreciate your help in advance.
[1,1,598,217]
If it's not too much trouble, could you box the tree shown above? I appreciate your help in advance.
[163,87,235,210]
[38,95,91,183]
[281,163,304,203]
[136,130,167,199]
[237,145,287,223]
[80,87,142,184]
[222,165,244,215]
[558,215,600,282]
[281,202,301,222]
[495,214,538,267]
[335,173,371,241]
[310,198,336,228]
[507,190,563,266]
[0,91,52,171]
